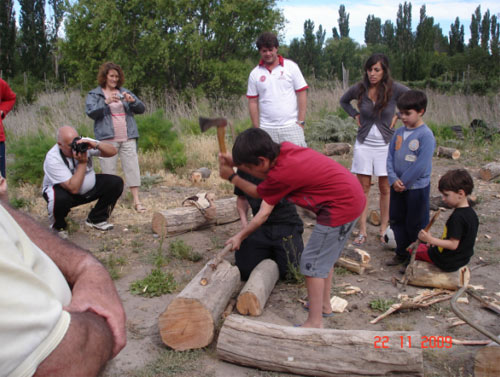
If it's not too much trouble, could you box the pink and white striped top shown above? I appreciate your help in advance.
[107,101,128,142]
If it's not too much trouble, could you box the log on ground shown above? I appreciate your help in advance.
[158,260,240,350]
[479,162,500,181]
[236,259,279,316]
[217,314,423,376]
[342,248,371,265]
[436,146,460,160]
[152,197,238,236]
[407,261,470,290]
[335,257,370,274]
[474,344,500,377]
[324,142,351,156]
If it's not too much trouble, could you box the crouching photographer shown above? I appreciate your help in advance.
[42,126,124,238]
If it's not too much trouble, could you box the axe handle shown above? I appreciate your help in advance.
[423,209,441,232]
[217,126,227,154]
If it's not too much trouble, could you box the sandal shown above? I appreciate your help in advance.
[302,302,335,318]
[134,203,146,213]
[353,234,366,246]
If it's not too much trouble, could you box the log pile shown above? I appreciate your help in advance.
[152,197,239,236]
[158,258,240,350]
[217,315,424,376]
[236,259,279,316]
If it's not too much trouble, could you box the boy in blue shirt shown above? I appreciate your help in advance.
[386,90,436,266]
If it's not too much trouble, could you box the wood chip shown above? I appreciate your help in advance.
[468,284,485,290]
[449,320,466,328]
[484,234,492,240]
[457,297,469,304]
[330,296,348,313]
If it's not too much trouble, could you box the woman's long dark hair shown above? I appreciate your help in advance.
[357,53,393,114]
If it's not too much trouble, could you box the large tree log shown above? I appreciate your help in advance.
[474,344,500,377]
[324,142,351,156]
[479,162,500,181]
[436,146,460,160]
[407,261,470,290]
[152,197,239,236]
[236,259,279,316]
[217,315,424,376]
[158,260,240,350]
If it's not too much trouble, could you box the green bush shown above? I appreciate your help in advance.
[136,110,187,171]
[8,132,55,186]
[306,114,357,149]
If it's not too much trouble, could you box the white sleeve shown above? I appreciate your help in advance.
[0,205,71,377]
[246,68,259,97]
[289,61,308,91]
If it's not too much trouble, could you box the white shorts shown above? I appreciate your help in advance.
[260,124,307,147]
[99,139,141,187]
[351,140,389,176]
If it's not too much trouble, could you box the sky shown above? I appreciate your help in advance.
[276,0,500,45]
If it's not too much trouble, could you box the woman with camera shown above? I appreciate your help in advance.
[85,62,147,213]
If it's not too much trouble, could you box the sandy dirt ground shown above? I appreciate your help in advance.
[23,156,500,377]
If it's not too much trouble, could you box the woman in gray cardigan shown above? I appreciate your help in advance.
[86,62,146,212]
[340,53,408,246]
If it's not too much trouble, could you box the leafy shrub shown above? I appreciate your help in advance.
[306,114,357,149]
[130,269,177,297]
[136,110,187,171]
[370,298,395,312]
[8,132,55,186]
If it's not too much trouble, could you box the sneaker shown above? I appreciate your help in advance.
[85,220,113,231]
[385,254,409,266]
[57,229,69,239]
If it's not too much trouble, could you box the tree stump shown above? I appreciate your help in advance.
[407,261,470,290]
[479,162,500,181]
[236,259,279,316]
[152,197,238,236]
[190,167,211,183]
[436,146,460,160]
[324,142,351,156]
[217,315,424,376]
[158,260,240,350]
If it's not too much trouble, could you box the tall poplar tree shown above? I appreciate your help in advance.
[365,15,381,45]
[469,6,481,48]
[338,5,350,38]
[480,9,491,51]
[491,15,499,57]
[395,2,413,80]
[449,17,465,55]
[19,0,49,78]
[0,0,16,77]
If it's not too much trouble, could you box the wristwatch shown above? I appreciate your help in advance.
[297,120,305,126]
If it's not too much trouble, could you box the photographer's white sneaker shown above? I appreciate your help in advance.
[85,220,114,231]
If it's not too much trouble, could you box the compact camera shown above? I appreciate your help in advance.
[116,93,124,100]
[71,137,90,154]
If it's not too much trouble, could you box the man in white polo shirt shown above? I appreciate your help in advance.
[247,32,308,147]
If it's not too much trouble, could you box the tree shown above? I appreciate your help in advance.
[381,20,395,50]
[287,20,325,78]
[332,27,340,41]
[395,2,414,80]
[324,36,361,81]
[449,17,464,55]
[19,0,49,78]
[338,4,349,38]
[365,15,381,45]
[469,6,481,48]
[491,14,499,57]
[62,0,284,100]
[48,0,64,79]
[0,0,16,77]
[480,9,490,51]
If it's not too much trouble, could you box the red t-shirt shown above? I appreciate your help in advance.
[257,142,365,227]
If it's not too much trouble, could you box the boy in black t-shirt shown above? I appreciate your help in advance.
[416,169,479,272]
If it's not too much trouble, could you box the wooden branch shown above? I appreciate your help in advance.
[401,210,440,287]
[217,315,424,376]
[454,339,493,346]
[236,259,279,316]
[324,142,351,156]
[437,146,461,160]
[158,260,240,350]
[200,244,233,286]
[371,289,454,324]
[479,162,500,181]
[152,197,239,236]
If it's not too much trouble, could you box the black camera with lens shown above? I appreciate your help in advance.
[70,137,90,154]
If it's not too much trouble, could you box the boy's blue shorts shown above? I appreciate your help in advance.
[300,220,357,278]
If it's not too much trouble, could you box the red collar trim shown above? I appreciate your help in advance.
[258,55,284,68]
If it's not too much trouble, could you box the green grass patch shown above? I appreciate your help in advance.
[130,268,177,297]
[169,239,202,262]
[370,298,395,312]
[99,254,127,280]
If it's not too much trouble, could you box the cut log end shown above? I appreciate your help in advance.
[159,298,214,350]
[236,292,262,316]
[479,162,500,181]
[437,146,460,160]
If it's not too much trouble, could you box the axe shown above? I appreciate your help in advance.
[199,117,228,154]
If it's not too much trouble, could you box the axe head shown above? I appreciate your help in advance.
[199,117,227,133]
